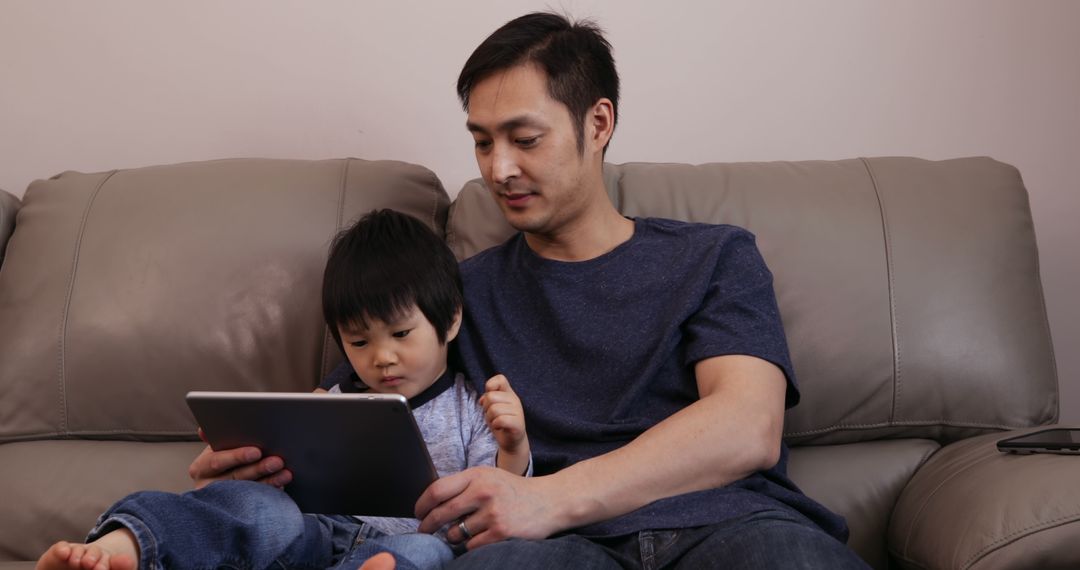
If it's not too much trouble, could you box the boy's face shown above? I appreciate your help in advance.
[466,63,597,237]
[338,305,460,400]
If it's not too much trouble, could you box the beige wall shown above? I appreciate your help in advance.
[3,1,1078,422]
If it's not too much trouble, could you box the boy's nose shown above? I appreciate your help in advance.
[374,348,397,367]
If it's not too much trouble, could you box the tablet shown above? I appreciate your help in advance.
[186,391,438,516]
[997,428,1080,455]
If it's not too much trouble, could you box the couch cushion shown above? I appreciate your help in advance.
[446,158,1057,445]
[0,158,449,442]
[788,439,939,570]
[889,429,1080,570]
[0,440,207,561]
[0,189,19,269]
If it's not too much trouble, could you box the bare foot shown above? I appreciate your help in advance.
[358,552,396,570]
[36,528,139,570]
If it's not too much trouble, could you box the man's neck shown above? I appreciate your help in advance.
[524,197,635,262]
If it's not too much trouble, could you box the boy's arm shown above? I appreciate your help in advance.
[188,386,328,489]
[479,374,531,476]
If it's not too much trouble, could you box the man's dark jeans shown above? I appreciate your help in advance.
[449,508,870,570]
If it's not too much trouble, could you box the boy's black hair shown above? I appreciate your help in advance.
[322,209,463,348]
[456,12,620,155]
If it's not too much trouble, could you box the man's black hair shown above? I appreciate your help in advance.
[322,209,463,349]
[457,12,620,154]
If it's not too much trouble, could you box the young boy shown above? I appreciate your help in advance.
[37,209,531,570]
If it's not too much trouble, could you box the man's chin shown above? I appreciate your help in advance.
[497,206,539,232]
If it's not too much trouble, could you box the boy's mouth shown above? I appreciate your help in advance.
[381,376,403,387]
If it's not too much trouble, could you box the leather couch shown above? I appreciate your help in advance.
[0,157,1074,569]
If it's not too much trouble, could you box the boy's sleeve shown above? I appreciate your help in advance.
[462,392,533,476]
[463,399,497,468]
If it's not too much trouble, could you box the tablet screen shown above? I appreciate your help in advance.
[187,391,438,516]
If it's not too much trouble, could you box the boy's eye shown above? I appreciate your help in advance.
[392,329,412,339]
[349,340,367,348]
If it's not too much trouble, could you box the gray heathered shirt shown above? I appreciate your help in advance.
[330,371,529,537]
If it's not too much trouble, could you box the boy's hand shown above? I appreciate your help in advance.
[188,427,292,489]
[479,374,530,474]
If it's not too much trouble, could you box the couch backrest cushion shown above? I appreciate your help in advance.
[0,188,19,269]
[446,157,1057,445]
[0,158,449,442]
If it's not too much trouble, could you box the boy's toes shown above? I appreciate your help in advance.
[67,544,87,566]
[77,545,104,570]
[35,542,71,570]
[115,554,137,570]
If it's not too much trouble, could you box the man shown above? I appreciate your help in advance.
[191,12,868,569]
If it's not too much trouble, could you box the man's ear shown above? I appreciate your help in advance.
[445,308,463,343]
[586,97,615,155]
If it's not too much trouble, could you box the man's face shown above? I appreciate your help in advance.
[466,64,594,236]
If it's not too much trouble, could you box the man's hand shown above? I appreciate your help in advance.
[188,428,293,489]
[415,466,565,549]
[478,375,530,474]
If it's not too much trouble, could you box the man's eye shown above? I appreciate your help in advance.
[474,140,492,151]
[516,136,539,148]
[393,330,412,339]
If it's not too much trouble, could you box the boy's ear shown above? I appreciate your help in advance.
[446,308,463,343]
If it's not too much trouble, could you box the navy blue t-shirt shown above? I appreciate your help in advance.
[452,217,847,540]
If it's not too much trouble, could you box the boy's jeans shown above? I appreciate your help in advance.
[87,480,452,570]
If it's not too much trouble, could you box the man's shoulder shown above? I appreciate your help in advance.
[633,217,759,260]
[459,234,519,274]
[638,216,755,241]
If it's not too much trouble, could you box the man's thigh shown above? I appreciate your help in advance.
[448,510,868,570]
[666,511,870,570]
[448,535,621,570]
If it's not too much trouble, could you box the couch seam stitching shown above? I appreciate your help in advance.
[964,513,1080,568]
[785,419,1019,437]
[57,170,116,436]
[860,156,901,424]
[901,452,998,557]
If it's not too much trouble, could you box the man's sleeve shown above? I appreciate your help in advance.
[682,228,800,408]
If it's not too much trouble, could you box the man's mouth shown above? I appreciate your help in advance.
[500,191,534,207]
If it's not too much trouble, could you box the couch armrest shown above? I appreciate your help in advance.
[889,427,1080,569]
[0,188,19,268]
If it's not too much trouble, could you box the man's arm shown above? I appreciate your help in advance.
[415,353,787,548]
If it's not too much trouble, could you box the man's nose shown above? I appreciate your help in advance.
[490,144,521,186]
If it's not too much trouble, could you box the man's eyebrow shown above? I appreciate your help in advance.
[466,115,545,134]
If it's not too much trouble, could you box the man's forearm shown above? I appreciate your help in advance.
[541,355,787,531]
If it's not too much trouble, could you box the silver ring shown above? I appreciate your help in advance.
[458,519,472,540]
